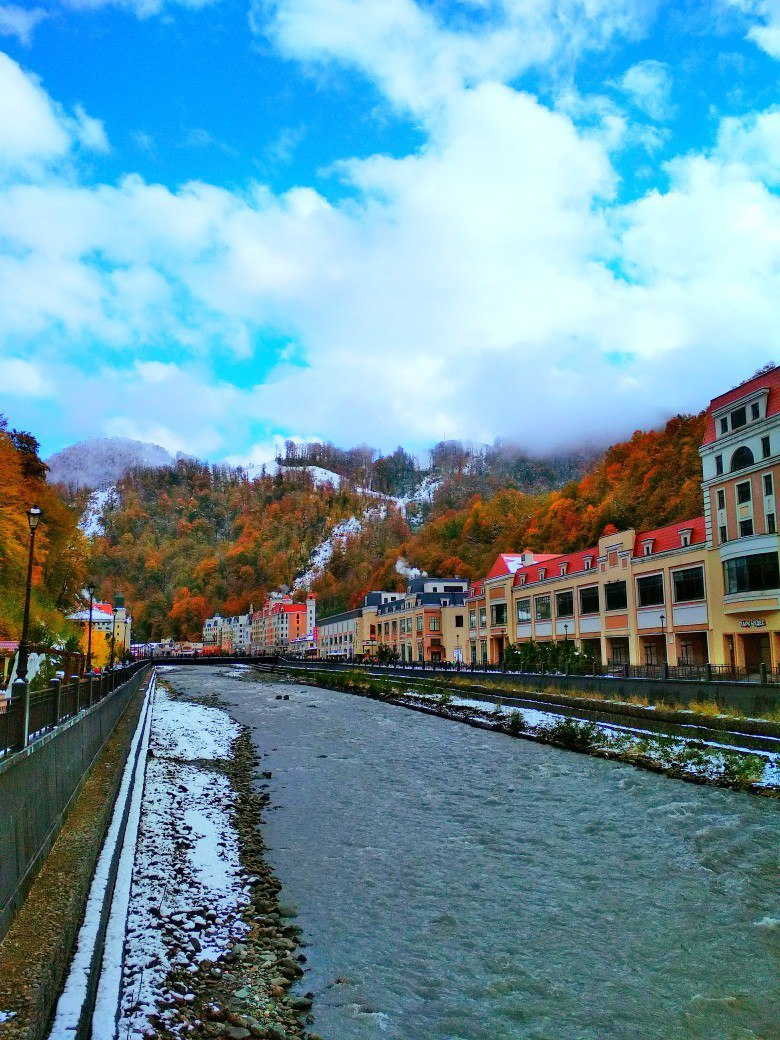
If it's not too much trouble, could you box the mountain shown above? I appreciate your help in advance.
[46,437,175,492]
[83,413,705,641]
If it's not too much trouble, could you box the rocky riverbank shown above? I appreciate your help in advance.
[283,668,780,796]
[117,674,321,1040]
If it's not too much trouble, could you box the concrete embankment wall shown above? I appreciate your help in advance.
[0,666,150,943]
[286,662,780,716]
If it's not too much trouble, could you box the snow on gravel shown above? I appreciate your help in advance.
[118,683,249,1039]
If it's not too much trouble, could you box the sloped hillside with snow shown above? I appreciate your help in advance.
[47,437,174,491]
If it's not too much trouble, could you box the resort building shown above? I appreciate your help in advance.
[700,366,780,671]
[374,577,469,663]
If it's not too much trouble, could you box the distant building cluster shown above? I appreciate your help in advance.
[69,594,133,655]
[204,368,780,673]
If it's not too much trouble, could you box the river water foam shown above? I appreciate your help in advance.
[176,668,779,1040]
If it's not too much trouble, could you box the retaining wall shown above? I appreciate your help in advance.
[284,662,780,716]
[0,665,150,943]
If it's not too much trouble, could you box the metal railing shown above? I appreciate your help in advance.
[0,662,148,760]
[277,656,780,686]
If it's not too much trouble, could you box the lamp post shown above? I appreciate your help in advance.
[109,602,117,670]
[86,583,96,674]
[15,505,42,684]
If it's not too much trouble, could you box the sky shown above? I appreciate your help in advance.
[0,0,780,464]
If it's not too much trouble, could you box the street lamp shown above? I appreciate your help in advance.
[109,601,117,670]
[86,582,96,674]
[564,623,569,641]
[15,505,42,684]
[659,613,665,630]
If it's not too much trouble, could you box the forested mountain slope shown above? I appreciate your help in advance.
[0,417,87,642]
[82,412,706,641]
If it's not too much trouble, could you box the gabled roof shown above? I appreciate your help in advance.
[512,546,599,588]
[702,366,780,444]
[633,516,706,556]
[485,552,560,580]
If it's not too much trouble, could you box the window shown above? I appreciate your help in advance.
[764,473,774,497]
[740,518,754,537]
[737,481,752,504]
[579,586,600,615]
[490,603,507,626]
[673,566,704,603]
[469,610,476,629]
[731,446,755,471]
[555,590,574,617]
[719,524,728,544]
[731,405,747,429]
[455,615,464,628]
[604,581,628,611]
[752,402,760,420]
[762,436,771,459]
[478,607,487,628]
[720,416,728,434]
[637,573,665,607]
[429,616,440,631]
[539,568,546,580]
[416,615,423,633]
[584,557,593,570]
[516,598,531,623]
[717,489,726,510]
[535,595,551,621]
[642,542,653,556]
[724,552,780,594]
[715,455,723,475]
[680,531,691,547]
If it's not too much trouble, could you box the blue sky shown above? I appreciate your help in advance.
[1,0,780,462]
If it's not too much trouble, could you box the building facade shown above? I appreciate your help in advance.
[374,577,469,663]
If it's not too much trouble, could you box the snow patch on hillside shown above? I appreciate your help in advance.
[294,516,363,590]
[79,486,118,538]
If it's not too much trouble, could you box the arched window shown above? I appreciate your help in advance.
[731,446,754,472]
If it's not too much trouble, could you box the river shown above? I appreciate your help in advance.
[172,667,779,1040]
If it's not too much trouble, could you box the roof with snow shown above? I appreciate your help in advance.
[486,552,561,580]
[633,517,706,556]
[702,365,780,444]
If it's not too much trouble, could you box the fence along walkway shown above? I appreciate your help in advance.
[0,662,147,759]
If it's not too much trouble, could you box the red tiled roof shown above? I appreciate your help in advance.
[702,366,780,444]
[512,546,598,588]
[633,516,706,556]
[485,552,560,580]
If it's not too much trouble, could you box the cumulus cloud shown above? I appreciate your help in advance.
[0,52,109,179]
[2,38,780,459]
[614,59,674,121]
[716,105,780,183]
[254,0,652,113]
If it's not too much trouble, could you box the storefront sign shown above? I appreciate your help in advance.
[739,618,767,629]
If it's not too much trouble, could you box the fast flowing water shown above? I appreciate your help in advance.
[174,668,780,1040]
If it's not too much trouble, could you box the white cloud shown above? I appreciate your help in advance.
[255,0,652,114]
[716,105,780,183]
[60,0,221,17]
[0,356,53,397]
[0,52,109,179]
[614,59,673,121]
[724,0,780,58]
[4,41,780,458]
[0,5,47,45]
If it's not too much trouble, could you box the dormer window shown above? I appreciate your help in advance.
[752,402,760,420]
[518,575,526,586]
[720,416,728,435]
[539,568,546,580]
[680,529,693,548]
[584,556,593,570]
[731,405,747,430]
[560,562,568,575]
[642,539,654,556]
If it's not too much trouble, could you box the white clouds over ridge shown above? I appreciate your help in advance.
[2,7,780,458]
